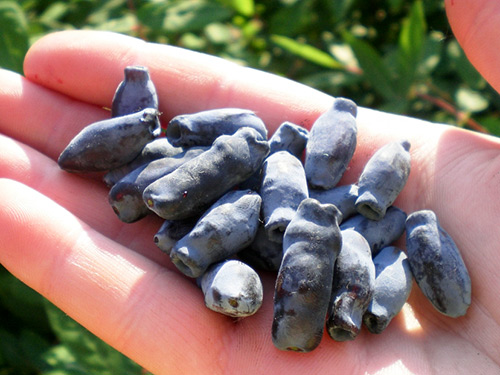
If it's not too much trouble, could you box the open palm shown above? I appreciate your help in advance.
[1,3,500,373]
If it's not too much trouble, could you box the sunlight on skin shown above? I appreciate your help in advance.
[401,303,423,333]
[368,359,413,375]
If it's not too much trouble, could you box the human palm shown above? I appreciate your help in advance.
[1,3,500,373]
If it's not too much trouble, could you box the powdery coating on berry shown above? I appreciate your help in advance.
[405,210,471,317]
[200,260,263,318]
[304,97,358,190]
[170,190,262,278]
[108,147,207,223]
[326,229,375,342]
[143,127,270,220]
[260,151,309,244]
[272,198,342,352]
[111,66,158,117]
[355,139,411,221]
[166,108,268,147]
[103,138,183,187]
[340,206,407,255]
[363,246,413,334]
[309,184,359,224]
[58,108,161,172]
[268,121,309,158]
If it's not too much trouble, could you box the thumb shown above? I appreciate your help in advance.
[446,0,500,93]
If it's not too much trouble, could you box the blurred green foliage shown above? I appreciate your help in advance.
[0,0,499,374]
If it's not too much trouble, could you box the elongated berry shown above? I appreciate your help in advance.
[170,190,262,278]
[355,140,411,220]
[143,127,269,220]
[58,108,161,172]
[405,210,471,317]
[272,198,342,352]
[166,108,268,147]
[304,98,357,189]
[363,246,413,334]
[109,147,207,223]
[326,229,375,341]
[260,151,309,243]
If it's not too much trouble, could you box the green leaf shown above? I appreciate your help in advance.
[220,0,255,17]
[0,328,51,373]
[343,31,400,101]
[138,0,233,34]
[44,301,142,375]
[0,267,51,334]
[0,1,29,73]
[271,35,344,69]
[397,0,427,93]
[268,0,313,36]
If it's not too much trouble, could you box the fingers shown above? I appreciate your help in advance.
[445,0,500,94]
[23,30,333,132]
[0,178,231,375]
[0,68,107,161]
[0,133,169,265]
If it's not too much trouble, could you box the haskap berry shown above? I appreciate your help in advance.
[57,65,472,353]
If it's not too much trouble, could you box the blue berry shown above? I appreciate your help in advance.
[355,140,411,221]
[304,97,357,189]
[272,198,342,352]
[405,210,471,317]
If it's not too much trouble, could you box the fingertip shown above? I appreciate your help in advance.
[445,0,500,94]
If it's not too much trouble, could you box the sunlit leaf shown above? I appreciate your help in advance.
[138,1,233,34]
[271,34,344,69]
[456,87,489,113]
[343,31,400,100]
[397,0,427,93]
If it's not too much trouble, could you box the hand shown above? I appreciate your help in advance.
[0,5,499,374]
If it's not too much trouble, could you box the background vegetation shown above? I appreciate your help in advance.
[1,0,498,374]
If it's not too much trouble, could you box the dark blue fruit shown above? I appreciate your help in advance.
[143,127,269,220]
[340,206,407,256]
[405,210,471,317]
[363,246,413,334]
[58,108,161,172]
[304,97,357,190]
[237,224,283,272]
[166,108,268,147]
[326,229,375,341]
[103,138,183,187]
[198,259,263,318]
[309,184,359,224]
[272,198,342,352]
[111,65,158,117]
[109,147,207,223]
[154,218,198,255]
[269,121,309,158]
[170,189,262,278]
[260,151,309,243]
[355,140,411,221]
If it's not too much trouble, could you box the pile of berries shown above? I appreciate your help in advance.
[58,66,472,353]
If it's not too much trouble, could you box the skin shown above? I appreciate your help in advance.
[0,2,499,371]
